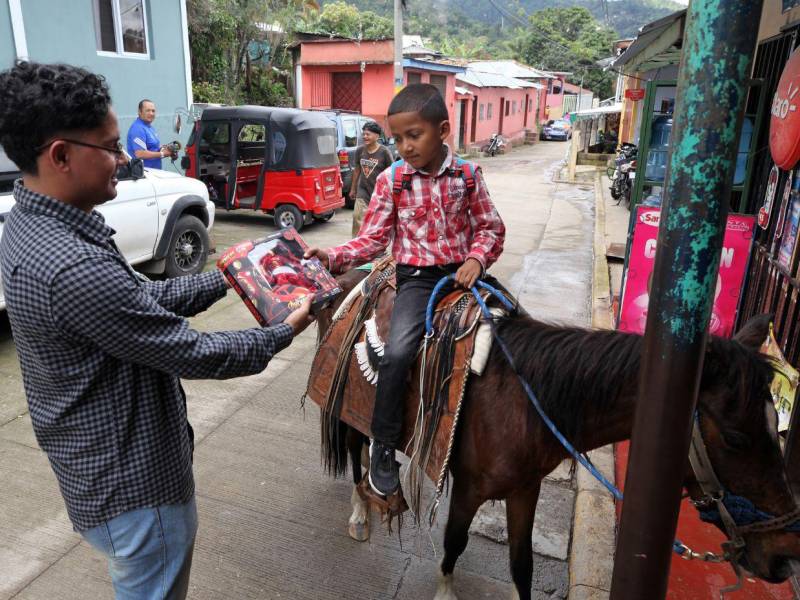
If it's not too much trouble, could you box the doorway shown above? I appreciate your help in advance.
[332,72,362,112]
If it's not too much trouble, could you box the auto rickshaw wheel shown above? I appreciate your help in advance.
[275,204,304,231]
[313,211,335,222]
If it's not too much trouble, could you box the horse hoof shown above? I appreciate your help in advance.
[433,573,458,600]
[348,520,370,542]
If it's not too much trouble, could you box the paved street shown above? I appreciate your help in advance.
[0,140,597,599]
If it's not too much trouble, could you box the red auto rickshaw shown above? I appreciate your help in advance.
[182,106,344,231]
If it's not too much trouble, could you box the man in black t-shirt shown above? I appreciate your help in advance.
[350,121,393,236]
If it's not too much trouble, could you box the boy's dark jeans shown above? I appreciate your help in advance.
[371,263,459,447]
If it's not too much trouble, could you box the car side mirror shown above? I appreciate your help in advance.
[116,158,144,181]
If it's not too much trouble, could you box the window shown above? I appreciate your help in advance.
[553,82,563,95]
[343,118,359,147]
[93,0,149,56]
[505,101,510,116]
[487,103,493,119]
[512,100,517,114]
[528,99,533,112]
[407,72,422,85]
[430,75,447,101]
[238,124,265,142]
[479,104,485,121]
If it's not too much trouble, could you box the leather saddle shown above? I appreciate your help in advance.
[305,259,510,505]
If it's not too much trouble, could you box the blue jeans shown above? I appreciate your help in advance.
[80,496,198,600]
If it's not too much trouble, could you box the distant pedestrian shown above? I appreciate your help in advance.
[127,98,169,169]
[350,121,393,236]
[0,61,314,600]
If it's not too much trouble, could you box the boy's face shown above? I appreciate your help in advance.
[362,129,379,145]
[388,111,450,173]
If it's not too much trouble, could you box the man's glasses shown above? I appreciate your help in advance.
[35,139,127,160]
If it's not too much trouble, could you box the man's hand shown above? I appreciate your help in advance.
[304,247,330,269]
[454,258,482,289]
[284,296,315,335]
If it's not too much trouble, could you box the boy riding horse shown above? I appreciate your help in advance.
[305,84,505,496]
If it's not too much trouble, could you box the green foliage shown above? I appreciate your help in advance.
[187,0,299,106]
[514,7,617,99]
[299,1,393,39]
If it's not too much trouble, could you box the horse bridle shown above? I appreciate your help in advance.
[686,412,800,596]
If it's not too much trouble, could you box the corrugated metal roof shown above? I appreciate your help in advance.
[457,70,543,90]
[467,60,555,80]
[454,86,472,95]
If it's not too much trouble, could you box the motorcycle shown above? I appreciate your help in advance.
[481,133,506,157]
[608,143,637,209]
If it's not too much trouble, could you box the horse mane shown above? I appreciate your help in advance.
[492,313,775,443]
[492,314,642,442]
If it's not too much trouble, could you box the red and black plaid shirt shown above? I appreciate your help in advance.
[327,147,505,273]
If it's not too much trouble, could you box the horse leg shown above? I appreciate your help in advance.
[505,485,541,600]
[346,427,370,542]
[434,478,484,600]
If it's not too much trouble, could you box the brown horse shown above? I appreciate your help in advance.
[314,269,800,600]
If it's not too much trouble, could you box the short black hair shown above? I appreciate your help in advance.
[388,83,448,125]
[138,98,154,111]
[362,121,382,135]
[0,61,111,174]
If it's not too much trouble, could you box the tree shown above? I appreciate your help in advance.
[298,1,392,39]
[513,7,616,99]
[187,0,316,105]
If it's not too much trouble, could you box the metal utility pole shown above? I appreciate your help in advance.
[609,1,764,599]
[394,0,404,93]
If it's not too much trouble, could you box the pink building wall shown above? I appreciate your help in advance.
[460,84,536,147]
[299,39,393,65]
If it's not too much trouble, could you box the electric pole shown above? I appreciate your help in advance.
[394,0,404,93]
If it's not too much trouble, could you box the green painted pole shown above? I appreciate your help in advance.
[609,1,764,598]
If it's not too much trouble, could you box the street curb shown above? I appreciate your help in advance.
[567,170,616,599]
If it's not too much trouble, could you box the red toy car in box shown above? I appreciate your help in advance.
[217,228,341,326]
[182,106,344,231]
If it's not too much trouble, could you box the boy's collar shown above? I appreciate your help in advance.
[409,144,454,177]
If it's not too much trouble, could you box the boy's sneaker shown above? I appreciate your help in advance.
[369,440,400,496]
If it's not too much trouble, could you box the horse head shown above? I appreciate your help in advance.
[690,314,800,582]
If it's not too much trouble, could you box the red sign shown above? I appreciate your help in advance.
[625,88,646,101]
[771,47,800,169]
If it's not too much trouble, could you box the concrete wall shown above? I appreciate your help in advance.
[299,39,393,65]
[1,0,191,156]
[0,1,15,67]
[758,0,800,41]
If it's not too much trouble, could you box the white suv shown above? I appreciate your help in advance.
[0,153,216,311]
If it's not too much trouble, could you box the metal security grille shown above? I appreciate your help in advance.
[738,26,800,490]
[740,29,799,356]
[332,72,362,113]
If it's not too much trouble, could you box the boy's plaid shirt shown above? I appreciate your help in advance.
[327,148,505,273]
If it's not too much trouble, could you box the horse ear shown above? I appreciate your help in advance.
[733,314,772,350]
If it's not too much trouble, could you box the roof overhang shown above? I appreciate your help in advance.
[403,58,466,74]
[613,9,686,73]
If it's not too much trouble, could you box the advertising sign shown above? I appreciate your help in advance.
[770,47,800,169]
[778,194,800,272]
[618,207,756,338]
[624,88,646,101]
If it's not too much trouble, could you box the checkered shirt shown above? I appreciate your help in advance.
[1,181,293,531]
[327,146,505,273]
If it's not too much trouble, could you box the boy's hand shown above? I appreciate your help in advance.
[284,296,315,335]
[455,258,483,289]
[304,247,330,269]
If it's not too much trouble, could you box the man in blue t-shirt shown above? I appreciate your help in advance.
[127,99,167,169]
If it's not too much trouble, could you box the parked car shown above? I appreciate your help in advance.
[0,149,216,311]
[540,119,573,141]
[182,106,344,231]
[315,109,399,208]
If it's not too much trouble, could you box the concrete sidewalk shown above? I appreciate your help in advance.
[0,142,601,599]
